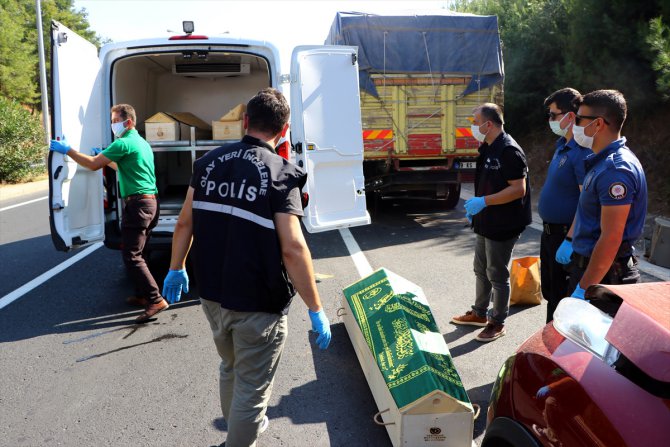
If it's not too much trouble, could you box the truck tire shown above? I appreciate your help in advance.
[442,183,461,210]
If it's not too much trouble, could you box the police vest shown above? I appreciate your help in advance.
[190,135,306,314]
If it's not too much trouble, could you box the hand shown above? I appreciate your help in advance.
[571,284,586,300]
[308,309,331,350]
[555,239,574,264]
[162,269,189,304]
[50,137,70,154]
[466,212,473,223]
[91,147,102,155]
[464,196,487,216]
[536,385,550,399]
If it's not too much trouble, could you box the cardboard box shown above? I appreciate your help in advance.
[212,120,244,141]
[145,112,211,142]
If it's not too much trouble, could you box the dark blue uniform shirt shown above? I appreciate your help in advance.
[538,137,592,224]
[572,137,647,257]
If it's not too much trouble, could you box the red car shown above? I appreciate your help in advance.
[482,282,670,447]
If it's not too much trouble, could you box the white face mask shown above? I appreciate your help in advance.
[572,119,598,149]
[549,114,569,137]
[471,122,489,143]
[111,120,127,137]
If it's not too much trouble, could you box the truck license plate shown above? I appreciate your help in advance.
[459,162,476,169]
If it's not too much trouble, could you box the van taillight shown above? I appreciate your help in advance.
[277,141,290,160]
[168,35,209,40]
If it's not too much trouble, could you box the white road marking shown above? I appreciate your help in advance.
[0,242,103,310]
[0,196,48,212]
[338,227,374,278]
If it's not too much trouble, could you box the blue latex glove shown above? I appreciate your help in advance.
[308,309,331,350]
[571,284,586,300]
[50,137,70,154]
[536,385,550,399]
[555,239,574,264]
[162,269,189,304]
[464,196,487,216]
[466,212,473,223]
[91,147,103,155]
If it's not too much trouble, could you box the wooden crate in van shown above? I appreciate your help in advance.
[145,112,211,142]
[212,103,246,141]
[342,268,474,447]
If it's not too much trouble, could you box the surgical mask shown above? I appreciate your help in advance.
[111,120,127,137]
[549,114,569,137]
[471,122,489,143]
[572,119,598,149]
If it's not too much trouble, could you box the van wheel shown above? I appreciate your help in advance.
[442,183,461,210]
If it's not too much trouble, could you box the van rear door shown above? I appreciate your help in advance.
[290,46,370,233]
[48,21,105,251]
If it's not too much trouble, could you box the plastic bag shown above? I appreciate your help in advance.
[510,256,542,306]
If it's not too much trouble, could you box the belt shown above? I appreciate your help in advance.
[572,252,636,269]
[543,222,569,235]
[124,194,156,202]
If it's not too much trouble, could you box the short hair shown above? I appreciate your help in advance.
[473,103,504,126]
[544,87,582,113]
[581,89,627,131]
[246,88,290,136]
[111,104,136,123]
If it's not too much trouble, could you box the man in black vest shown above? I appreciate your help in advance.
[162,88,331,447]
[452,103,532,342]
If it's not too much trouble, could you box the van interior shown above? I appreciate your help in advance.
[109,50,270,224]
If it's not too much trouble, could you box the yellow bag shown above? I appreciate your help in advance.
[509,256,542,306]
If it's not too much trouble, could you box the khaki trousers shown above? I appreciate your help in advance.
[200,298,288,447]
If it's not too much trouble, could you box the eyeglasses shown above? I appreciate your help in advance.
[575,114,610,125]
[546,111,566,120]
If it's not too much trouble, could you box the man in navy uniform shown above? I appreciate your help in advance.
[567,89,647,298]
[162,88,331,447]
[539,88,592,322]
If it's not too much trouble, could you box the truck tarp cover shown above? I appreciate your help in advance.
[325,11,504,98]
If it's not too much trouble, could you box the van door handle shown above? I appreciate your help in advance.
[53,166,63,180]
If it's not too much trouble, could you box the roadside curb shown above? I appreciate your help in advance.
[461,185,670,282]
[0,179,48,201]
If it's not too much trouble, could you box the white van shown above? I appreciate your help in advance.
[47,21,370,252]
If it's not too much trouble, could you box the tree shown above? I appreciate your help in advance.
[647,16,670,100]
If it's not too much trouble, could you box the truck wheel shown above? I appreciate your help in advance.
[443,183,462,210]
[366,190,381,215]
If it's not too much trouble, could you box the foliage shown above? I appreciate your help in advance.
[0,96,46,183]
[0,0,101,109]
[647,16,670,100]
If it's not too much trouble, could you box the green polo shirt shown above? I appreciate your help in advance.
[102,129,158,198]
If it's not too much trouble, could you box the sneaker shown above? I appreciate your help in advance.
[476,323,506,342]
[451,310,487,327]
[259,415,269,434]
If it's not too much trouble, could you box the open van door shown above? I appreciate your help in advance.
[290,46,370,233]
[48,21,105,251]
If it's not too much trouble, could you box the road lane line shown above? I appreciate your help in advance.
[0,242,103,310]
[338,227,374,278]
[0,196,48,212]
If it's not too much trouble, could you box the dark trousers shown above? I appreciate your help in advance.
[567,253,641,295]
[121,196,161,304]
[540,224,570,323]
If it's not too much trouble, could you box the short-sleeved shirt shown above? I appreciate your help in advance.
[538,137,592,224]
[102,129,157,198]
[473,132,532,240]
[572,138,647,257]
[190,135,306,314]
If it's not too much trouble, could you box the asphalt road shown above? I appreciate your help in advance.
[0,184,665,447]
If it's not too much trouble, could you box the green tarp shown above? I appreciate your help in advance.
[343,268,470,410]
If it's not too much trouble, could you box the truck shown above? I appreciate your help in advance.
[44,21,370,253]
[325,12,504,210]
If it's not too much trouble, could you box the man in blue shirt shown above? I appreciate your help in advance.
[566,90,647,298]
[539,88,592,322]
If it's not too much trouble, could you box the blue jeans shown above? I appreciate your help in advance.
[472,234,519,325]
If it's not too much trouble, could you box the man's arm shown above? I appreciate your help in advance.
[274,212,322,312]
[483,177,526,205]
[169,187,194,270]
[65,149,112,171]
[578,204,630,288]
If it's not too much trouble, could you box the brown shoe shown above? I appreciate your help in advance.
[135,299,169,323]
[126,295,149,307]
[451,310,488,327]
[476,323,506,342]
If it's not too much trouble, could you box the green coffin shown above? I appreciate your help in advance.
[342,268,471,410]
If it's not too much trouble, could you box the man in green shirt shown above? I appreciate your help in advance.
[49,104,168,323]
